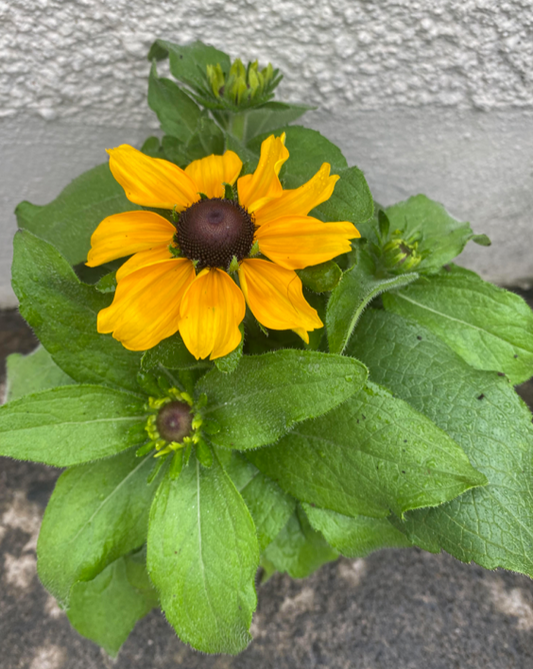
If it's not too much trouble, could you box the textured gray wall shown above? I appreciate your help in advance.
[1,0,532,306]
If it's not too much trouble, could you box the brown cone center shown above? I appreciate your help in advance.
[177,198,255,270]
[156,401,193,443]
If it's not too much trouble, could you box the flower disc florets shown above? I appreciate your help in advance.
[177,198,255,270]
[142,388,203,458]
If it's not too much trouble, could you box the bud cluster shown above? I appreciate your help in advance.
[207,58,277,106]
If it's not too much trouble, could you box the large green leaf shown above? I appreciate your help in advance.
[12,231,142,393]
[37,448,165,605]
[242,102,311,143]
[350,309,533,576]
[327,248,419,354]
[15,164,139,266]
[221,452,296,551]
[303,505,412,558]
[383,266,533,384]
[385,195,477,273]
[196,349,368,450]
[247,381,486,518]
[150,39,231,93]
[262,506,338,578]
[147,452,259,654]
[0,385,146,466]
[313,165,374,231]
[6,346,74,402]
[67,550,158,657]
[148,62,202,142]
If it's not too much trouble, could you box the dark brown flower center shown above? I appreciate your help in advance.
[156,401,193,443]
[176,198,255,270]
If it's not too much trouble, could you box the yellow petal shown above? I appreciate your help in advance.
[238,259,322,341]
[87,211,177,267]
[254,163,339,226]
[184,151,243,199]
[97,258,195,351]
[179,268,245,360]
[116,245,174,281]
[237,134,289,212]
[107,144,199,209]
[255,216,360,269]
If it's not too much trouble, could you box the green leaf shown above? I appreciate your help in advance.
[141,331,207,372]
[37,448,166,605]
[303,505,412,558]
[6,346,74,402]
[382,266,533,385]
[262,506,338,578]
[327,249,419,354]
[221,452,296,551]
[151,39,231,93]
[247,381,486,518]
[312,165,374,231]
[242,102,311,143]
[214,324,244,374]
[15,164,140,266]
[472,233,491,246]
[196,349,368,450]
[385,195,477,273]
[160,135,191,168]
[148,62,202,142]
[147,452,259,654]
[67,550,158,657]
[297,261,342,293]
[140,136,165,158]
[0,385,146,466]
[12,231,142,393]
[349,309,533,576]
[185,115,225,160]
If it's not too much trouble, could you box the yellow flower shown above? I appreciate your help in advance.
[87,135,360,360]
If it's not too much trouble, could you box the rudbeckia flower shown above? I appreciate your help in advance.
[86,134,360,360]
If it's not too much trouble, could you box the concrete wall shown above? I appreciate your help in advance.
[1,0,532,306]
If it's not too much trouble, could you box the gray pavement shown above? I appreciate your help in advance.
[1,309,533,669]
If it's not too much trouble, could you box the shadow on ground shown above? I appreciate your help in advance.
[1,307,533,669]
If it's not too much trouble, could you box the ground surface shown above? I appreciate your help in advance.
[2,308,533,669]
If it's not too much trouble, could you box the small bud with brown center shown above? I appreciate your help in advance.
[156,401,193,443]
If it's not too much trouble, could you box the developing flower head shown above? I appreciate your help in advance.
[206,58,277,106]
[382,230,422,273]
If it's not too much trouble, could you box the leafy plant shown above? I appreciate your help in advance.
[2,39,532,657]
